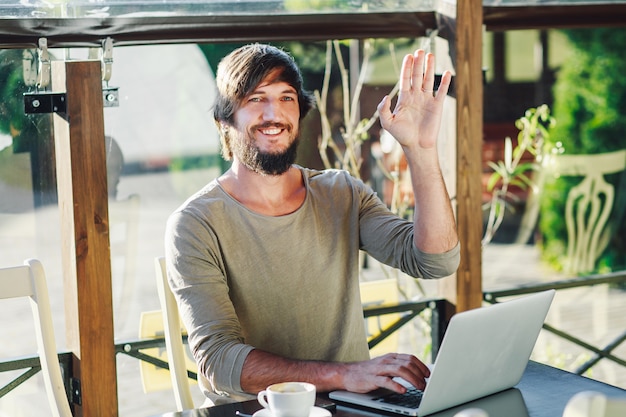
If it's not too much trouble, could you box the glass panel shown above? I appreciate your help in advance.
[3,37,454,415]
[481,27,626,390]
[97,42,223,339]
[0,48,66,415]
[0,0,435,19]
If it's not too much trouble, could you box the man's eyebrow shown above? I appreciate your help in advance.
[252,83,297,95]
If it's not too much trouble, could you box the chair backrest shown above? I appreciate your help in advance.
[0,259,73,417]
[154,256,195,411]
[544,149,626,274]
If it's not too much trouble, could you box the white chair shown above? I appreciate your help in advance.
[0,259,73,417]
[544,149,626,274]
[563,391,626,417]
[154,256,195,411]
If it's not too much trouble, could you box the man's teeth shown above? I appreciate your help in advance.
[260,128,281,135]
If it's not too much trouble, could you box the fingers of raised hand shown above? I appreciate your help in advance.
[434,70,452,99]
[399,54,414,93]
[399,51,421,93]
[420,51,435,94]
[399,50,435,93]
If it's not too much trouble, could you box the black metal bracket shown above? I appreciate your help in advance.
[23,86,119,116]
[23,91,66,115]
[70,377,82,406]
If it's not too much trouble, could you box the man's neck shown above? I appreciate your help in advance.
[218,161,306,216]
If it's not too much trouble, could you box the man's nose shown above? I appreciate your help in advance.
[262,99,281,120]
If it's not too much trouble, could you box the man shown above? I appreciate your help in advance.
[165,43,460,405]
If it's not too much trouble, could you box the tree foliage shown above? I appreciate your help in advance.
[540,28,626,274]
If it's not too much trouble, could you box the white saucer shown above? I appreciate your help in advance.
[252,406,331,417]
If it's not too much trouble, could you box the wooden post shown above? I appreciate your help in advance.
[437,0,484,312]
[454,0,484,312]
[52,60,118,417]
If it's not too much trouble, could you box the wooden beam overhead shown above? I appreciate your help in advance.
[0,12,437,49]
[2,3,625,50]
[484,4,626,31]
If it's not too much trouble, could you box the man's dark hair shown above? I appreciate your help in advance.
[213,43,315,160]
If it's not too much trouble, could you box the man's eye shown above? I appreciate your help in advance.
[282,96,295,101]
[248,97,261,102]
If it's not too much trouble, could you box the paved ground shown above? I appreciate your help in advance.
[1,170,624,417]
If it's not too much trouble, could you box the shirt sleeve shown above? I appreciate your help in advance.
[353,174,460,279]
[164,207,253,400]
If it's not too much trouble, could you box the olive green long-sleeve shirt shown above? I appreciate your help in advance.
[165,166,460,404]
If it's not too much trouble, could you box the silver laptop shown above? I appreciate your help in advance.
[329,289,555,416]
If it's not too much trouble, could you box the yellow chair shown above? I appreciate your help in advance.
[360,279,401,357]
[0,259,73,417]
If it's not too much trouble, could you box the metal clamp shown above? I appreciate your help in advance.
[37,38,51,90]
[101,37,113,84]
[101,37,119,107]
[22,49,37,87]
[23,36,119,114]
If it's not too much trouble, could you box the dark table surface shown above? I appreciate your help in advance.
[152,361,626,417]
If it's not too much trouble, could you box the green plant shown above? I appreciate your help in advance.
[482,105,555,246]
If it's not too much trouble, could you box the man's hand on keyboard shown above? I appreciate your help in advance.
[340,353,430,393]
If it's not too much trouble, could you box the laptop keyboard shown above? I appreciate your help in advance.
[375,387,424,409]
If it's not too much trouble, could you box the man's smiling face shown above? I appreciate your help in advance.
[229,68,301,175]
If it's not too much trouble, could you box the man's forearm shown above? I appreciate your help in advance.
[240,350,432,395]
[240,349,346,394]
[405,147,458,254]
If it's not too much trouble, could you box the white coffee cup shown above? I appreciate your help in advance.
[257,382,316,417]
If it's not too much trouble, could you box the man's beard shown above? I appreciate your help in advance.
[233,127,299,176]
